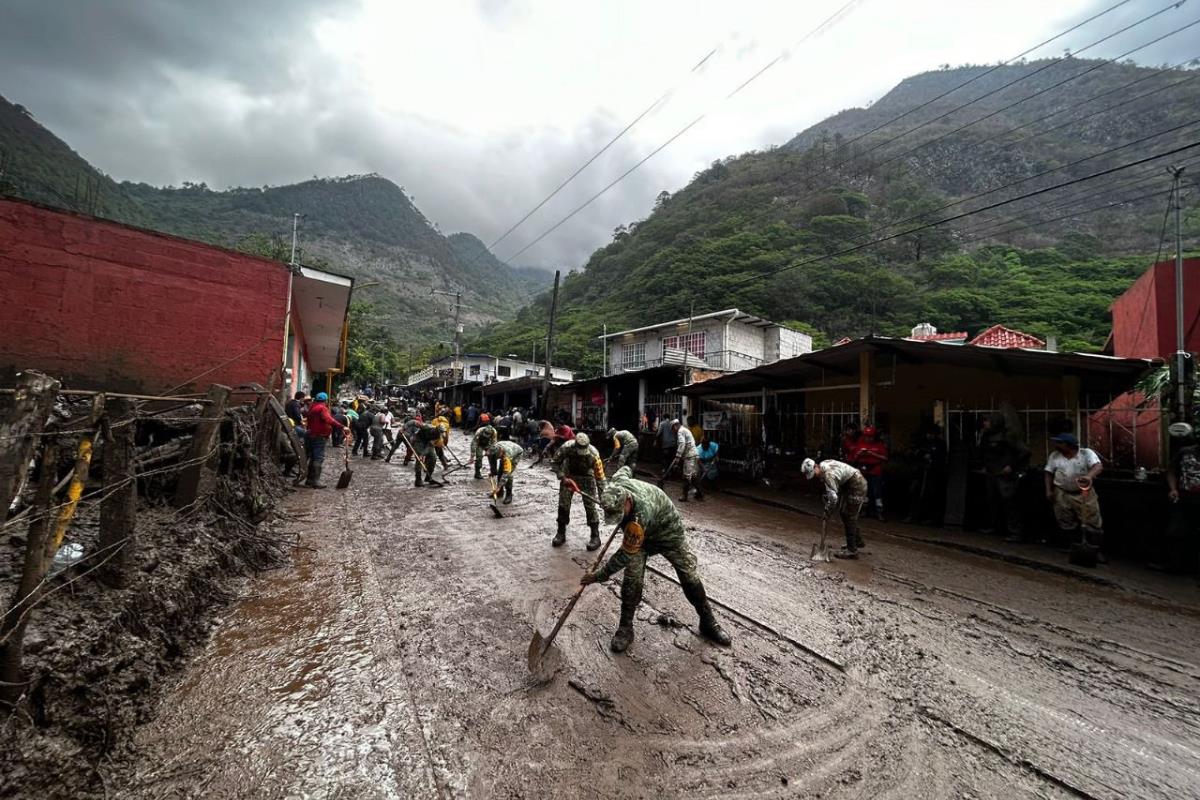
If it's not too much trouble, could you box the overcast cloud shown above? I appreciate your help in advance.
[1,0,1193,269]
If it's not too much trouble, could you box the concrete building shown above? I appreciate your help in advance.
[0,197,351,399]
[405,353,573,391]
[557,310,812,435]
[604,309,812,375]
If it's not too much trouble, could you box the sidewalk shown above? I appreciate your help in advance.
[640,467,1200,607]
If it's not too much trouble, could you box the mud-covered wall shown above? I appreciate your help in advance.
[0,198,290,392]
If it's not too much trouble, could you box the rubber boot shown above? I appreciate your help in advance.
[587,523,601,551]
[503,482,513,505]
[553,510,568,547]
[308,462,327,489]
[679,486,689,502]
[474,463,483,480]
[681,581,731,646]
[439,450,451,469]
[610,594,638,653]
[414,468,423,488]
[875,500,885,523]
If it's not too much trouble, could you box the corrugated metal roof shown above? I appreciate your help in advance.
[677,336,1154,397]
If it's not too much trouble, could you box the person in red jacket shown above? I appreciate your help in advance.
[852,425,889,521]
[304,392,348,489]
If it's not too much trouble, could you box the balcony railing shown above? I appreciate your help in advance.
[613,349,766,374]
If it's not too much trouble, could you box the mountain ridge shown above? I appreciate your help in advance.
[0,95,550,345]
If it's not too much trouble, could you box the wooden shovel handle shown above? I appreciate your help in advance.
[539,521,622,655]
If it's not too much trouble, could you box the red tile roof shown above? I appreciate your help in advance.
[969,324,1045,349]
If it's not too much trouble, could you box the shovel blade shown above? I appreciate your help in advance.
[336,468,353,489]
[811,547,832,563]
[490,501,504,518]
[527,632,562,682]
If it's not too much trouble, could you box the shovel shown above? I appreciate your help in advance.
[527,480,618,681]
[335,443,353,489]
[488,476,504,518]
[400,431,444,488]
[810,516,832,562]
[1067,477,1099,567]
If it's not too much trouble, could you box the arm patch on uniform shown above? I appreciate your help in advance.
[620,520,645,554]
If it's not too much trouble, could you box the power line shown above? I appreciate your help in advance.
[724,137,1200,290]
[499,0,862,263]
[485,44,721,251]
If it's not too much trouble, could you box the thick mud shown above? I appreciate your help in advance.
[108,441,1200,799]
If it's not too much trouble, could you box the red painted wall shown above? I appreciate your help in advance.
[1111,258,1200,359]
[0,198,291,393]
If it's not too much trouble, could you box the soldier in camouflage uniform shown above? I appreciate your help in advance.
[581,466,731,653]
[666,419,702,502]
[551,433,606,550]
[385,410,420,464]
[605,427,640,473]
[472,418,499,480]
[487,439,524,504]
[802,458,867,558]
[411,422,442,487]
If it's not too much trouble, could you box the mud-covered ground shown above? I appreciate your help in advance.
[107,440,1200,799]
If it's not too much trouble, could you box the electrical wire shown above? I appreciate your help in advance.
[499,0,862,263]
[723,137,1200,290]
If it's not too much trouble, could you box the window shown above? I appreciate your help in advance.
[525,369,538,377]
[662,331,705,359]
[469,364,480,376]
[498,365,512,377]
[622,341,646,370]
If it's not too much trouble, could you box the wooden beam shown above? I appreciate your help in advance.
[858,350,875,425]
[0,371,60,518]
[173,384,231,509]
[99,398,137,589]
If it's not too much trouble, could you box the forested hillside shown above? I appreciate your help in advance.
[473,58,1200,374]
[0,95,550,344]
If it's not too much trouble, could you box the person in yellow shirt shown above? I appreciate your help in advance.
[688,415,704,445]
[432,413,452,469]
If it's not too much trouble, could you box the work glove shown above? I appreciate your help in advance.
[562,477,581,495]
[579,572,599,586]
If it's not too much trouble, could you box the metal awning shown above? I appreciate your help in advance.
[678,336,1155,397]
[291,265,353,372]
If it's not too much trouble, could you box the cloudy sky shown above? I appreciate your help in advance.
[1,0,1192,269]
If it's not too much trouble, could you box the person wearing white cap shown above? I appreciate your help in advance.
[661,419,702,501]
[802,457,868,559]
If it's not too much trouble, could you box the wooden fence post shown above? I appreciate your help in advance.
[0,371,60,516]
[0,439,60,706]
[173,384,230,509]
[99,398,136,588]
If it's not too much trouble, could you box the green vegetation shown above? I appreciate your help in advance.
[473,59,1200,373]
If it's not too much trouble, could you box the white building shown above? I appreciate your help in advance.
[405,353,573,389]
[603,309,812,376]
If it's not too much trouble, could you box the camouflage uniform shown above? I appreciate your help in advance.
[610,429,640,472]
[472,424,499,479]
[587,467,730,652]
[386,416,420,464]
[411,423,441,487]
[819,459,868,552]
[551,438,606,547]
[673,425,701,500]
[488,439,524,503]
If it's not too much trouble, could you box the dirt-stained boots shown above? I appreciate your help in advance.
[681,581,731,646]
[587,523,601,551]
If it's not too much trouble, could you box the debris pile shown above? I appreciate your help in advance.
[0,372,300,798]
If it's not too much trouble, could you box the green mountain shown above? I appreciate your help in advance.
[0,94,550,345]
[473,58,1200,373]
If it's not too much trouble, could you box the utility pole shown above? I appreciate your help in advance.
[602,323,607,378]
[431,289,467,381]
[1169,166,1193,433]
[543,270,561,411]
[289,212,302,270]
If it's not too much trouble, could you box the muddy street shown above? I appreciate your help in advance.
[110,442,1200,799]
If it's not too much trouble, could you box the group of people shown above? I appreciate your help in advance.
[651,416,720,501]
